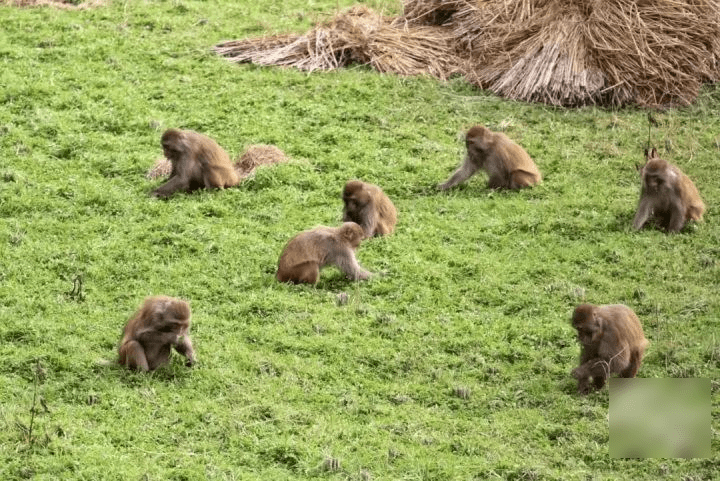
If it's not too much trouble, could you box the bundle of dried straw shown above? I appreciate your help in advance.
[215,5,463,80]
[456,0,720,107]
[216,0,720,108]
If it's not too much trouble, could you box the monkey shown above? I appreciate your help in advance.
[276,222,372,284]
[118,296,196,372]
[438,125,541,190]
[632,148,705,233]
[570,304,649,395]
[151,129,239,198]
[342,180,397,238]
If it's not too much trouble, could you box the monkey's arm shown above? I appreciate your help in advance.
[174,336,196,366]
[119,341,150,372]
[336,253,371,281]
[632,198,652,230]
[152,175,191,198]
[438,158,479,190]
[358,208,377,238]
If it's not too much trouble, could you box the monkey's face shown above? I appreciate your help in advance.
[643,172,664,192]
[157,316,190,341]
[343,192,369,213]
[162,143,182,162]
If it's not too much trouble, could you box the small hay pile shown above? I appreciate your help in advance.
[217,0,720,108]
[234,145,289,180]
[146,157,172,180]
[215,5,463,80]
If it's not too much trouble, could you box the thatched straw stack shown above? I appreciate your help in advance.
[215,5,463,80]
[234,145,289,180]
[455,0,720,107]
[216,0,720,108]
[400,0,468,26]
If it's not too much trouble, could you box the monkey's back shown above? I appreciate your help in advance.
[277,227,336,270]
[597,304,648,361]
[369,184,397,233]
[501,136,541,180]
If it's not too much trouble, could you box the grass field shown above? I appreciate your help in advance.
[0,1,718,479]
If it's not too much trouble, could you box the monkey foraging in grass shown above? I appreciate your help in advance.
[118,296,196,372]
[438,125,541,190]
[571,304,649,395]
[276,222,372,284]
[342,180,397,238]
[151,129,239,198]
[632,148,704,233]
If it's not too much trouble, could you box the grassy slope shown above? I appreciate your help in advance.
[0,1,718,479]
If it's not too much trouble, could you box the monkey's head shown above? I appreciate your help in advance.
[339,222,365,249]
[343,181,370,212]
[640,157,675,193]
[572,304,602,346]
[153,297,192,337]
[465,125,491,158]
[161,129,186,161]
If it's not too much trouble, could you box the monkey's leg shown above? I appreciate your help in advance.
[120,341,150,372]
[487,174,509,190]
[509,170,536,189]
[620,350,642,378]
[438,159,479,190]
[666,205,685,233]
[174,336,196,367]
[152,175,191,198]
[289,262,319,284]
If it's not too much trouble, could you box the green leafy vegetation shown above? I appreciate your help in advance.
[0,1,718,479]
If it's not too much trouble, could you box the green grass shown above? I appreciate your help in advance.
[1,0,719,479]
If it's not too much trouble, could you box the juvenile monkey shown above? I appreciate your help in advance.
[571,304,649,395]
[438,125,541,190]
[118,296,196,372]
[342,180,397,238]
[152,129,239,198]
[276,222,371,284]
[633,148,704,233]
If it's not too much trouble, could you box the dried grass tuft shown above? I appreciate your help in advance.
[146,157,172,180]
[216,0,720,108]
[235,145,289,180]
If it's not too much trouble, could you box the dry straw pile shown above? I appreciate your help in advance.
[216,0,720,108]
[215,5,464,80]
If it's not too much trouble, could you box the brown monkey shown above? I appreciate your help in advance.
[633,148,704,233]
[571,304,649,395]
[342,180,397,238]
[438,125,541,190]
[118,296,196,372]
[276,222,371,284]
[151,129,239,198]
